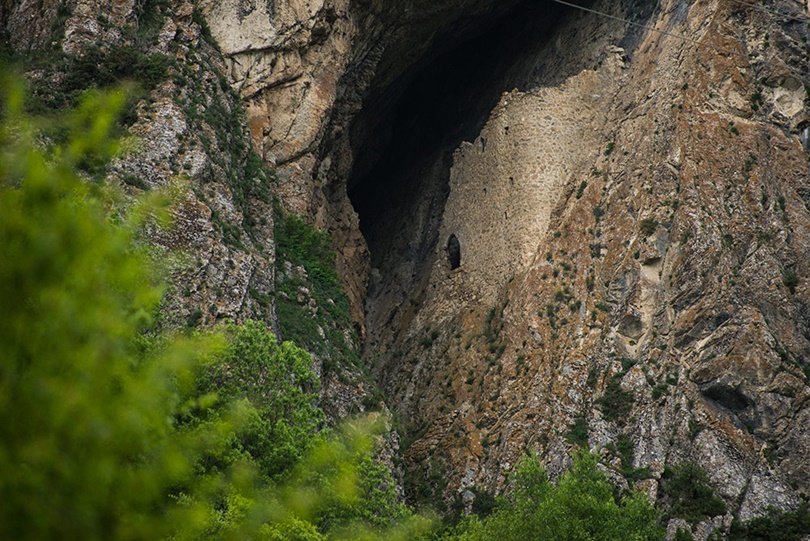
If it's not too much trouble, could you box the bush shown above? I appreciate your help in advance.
[640,217,658,236]
[598,378,634,424]
[728,502,810,541]
[442,451,664,541]
[274,212,360,371]
[783,270,799,294]
[659,462,727,524]
[565,416,590,447]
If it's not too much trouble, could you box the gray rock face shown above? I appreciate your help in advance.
[2,0,278,330]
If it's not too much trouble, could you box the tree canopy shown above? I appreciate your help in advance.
[439,451,665,541]
[0,73,426,540]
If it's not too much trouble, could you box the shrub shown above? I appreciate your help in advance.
[274,212,359,370]
[576,181,587,199]
[640,217,658,236]
[783,270,799,294]
[443,451,664,541]
[728,502,810,541]
[598,378,634,423]
[565,416,589,447]
[675,526,696,541]
[659,462,727,524]
[0,79,242,540]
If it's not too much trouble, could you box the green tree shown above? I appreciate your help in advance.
[200,320,325,479]
[0,74,431,540]
[442,451,664,541]
[0,72,232,540]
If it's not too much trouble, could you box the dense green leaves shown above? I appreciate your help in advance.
[441,451,665,541]
[274,212,360,373]
[0,72,229,541]
[0,76,426,540]
[728,502,810,541]
[200,320,324,479]
[659,462,727,524]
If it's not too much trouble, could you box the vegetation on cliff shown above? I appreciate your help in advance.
[0,69,672,541]
[3,0,810,532]
[0,77,423,540]
[439,451,665,541]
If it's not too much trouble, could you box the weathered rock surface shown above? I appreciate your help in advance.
[334,0,810,529]
[2,0,279,329]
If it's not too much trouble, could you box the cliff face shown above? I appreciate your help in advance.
[5,0,810,534]
[2,0,282,331]
[358,0,810,527]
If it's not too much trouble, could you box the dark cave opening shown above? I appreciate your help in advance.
[346,0,577,291]
[447,234,461,270]
[342,0,656,347]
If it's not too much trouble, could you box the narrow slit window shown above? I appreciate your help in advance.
[447,234,461,270]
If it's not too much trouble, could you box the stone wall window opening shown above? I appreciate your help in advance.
[447,234,461,270]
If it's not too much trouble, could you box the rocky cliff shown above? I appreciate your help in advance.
[4,0,810,537]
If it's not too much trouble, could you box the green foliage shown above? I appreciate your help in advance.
[0,74,237,540]
[199,320,325,479]
[442,451,664,541]
[274,212,360,373]
[616,436,635,473]
[728,502,810,541]
[470,488,498,518]
[783,269,799,295]
[20,43,170,119]
[318,437,420,535]
[63,44,171,95]
[134,0,170,46]
[659,462,727,524]
[481,301,508,360]
[640,217,658,236]
[0,78,430,541]
[598,378,634,424]
[674,527,696,541]
[565,416,590,447]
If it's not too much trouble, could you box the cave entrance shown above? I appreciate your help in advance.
[345,1,576,323]
[343,0,584,340]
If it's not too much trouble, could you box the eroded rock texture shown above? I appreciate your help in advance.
[1,0,278,328]
[349,0,810,532]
